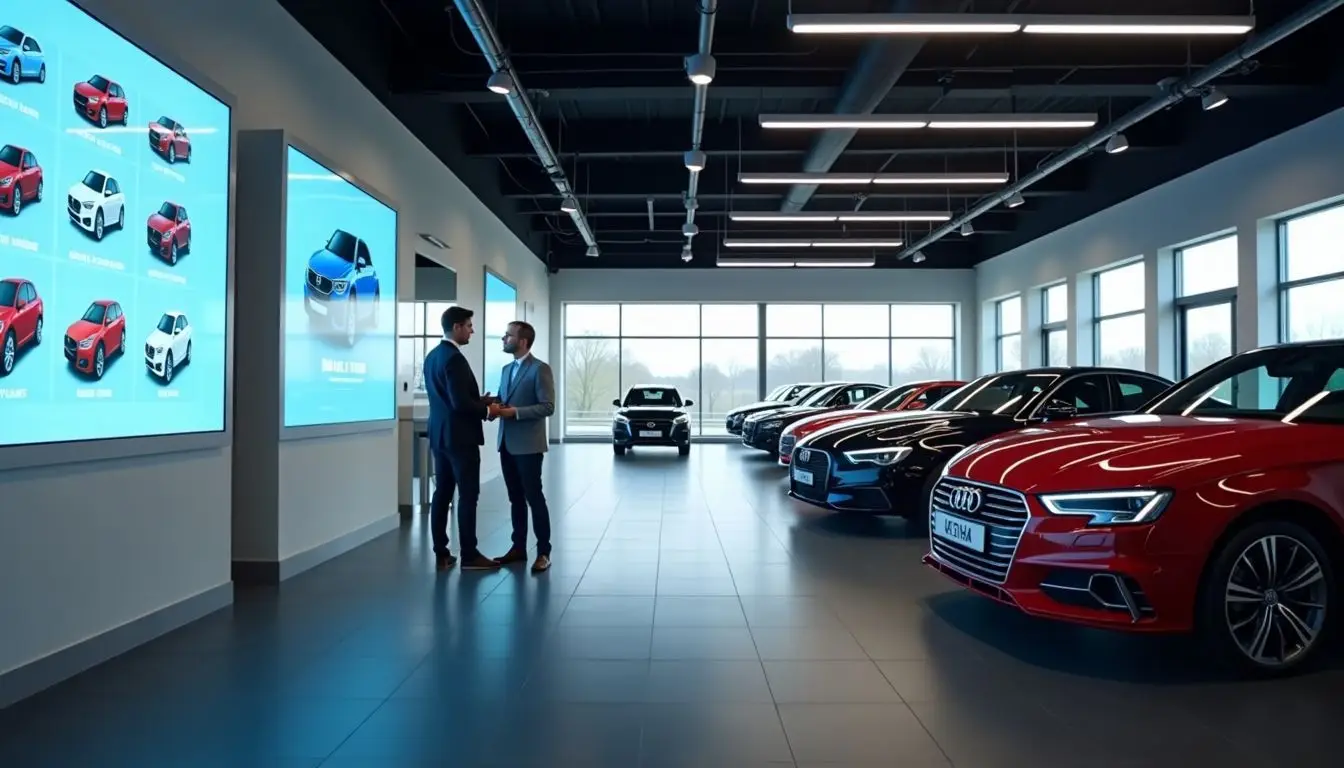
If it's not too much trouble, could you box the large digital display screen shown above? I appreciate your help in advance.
[482,270,517,397]
[282,145,397,429]
[0,1,231,448]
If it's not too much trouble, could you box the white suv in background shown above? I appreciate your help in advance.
[144,311,192,384]
[67,169,125,241]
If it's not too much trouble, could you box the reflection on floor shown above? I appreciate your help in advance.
[1,443,1340,767]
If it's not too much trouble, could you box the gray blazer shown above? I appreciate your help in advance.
[496,354,555,455]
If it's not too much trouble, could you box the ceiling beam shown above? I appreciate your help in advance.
[507,190,1073,200]
[475,145,1081,160]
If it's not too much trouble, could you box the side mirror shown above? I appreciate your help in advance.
[612,399,621,407]
[684,399,694,407]
[14,299,25,309]
[1040,401,1078,421]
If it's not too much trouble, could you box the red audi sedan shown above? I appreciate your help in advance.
[924,341,1344,676]
[778,379,964,465]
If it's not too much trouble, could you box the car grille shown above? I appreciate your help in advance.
[145,342,156,356]
[789,447,831,502]
[64,335,76,354]
[928,477,1029,585]
[148,226,163,248]
[148,128,160,146]
[68,195,79,214]
[778,434,796,457]
[74,93,88,111]
[741,420,758,441]
[307,268,332,294]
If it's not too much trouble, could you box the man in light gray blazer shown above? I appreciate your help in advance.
[488,320,556,572]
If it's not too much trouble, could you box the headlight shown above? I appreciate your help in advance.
[0,176,12,186]
[844,446,912,466]
[1038,489,1171,526]
[331,280,348,293]
[760,419,782,429]
[673,414,689,424]
[78,338,94,349]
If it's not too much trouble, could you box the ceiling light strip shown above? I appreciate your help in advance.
[716,258,876,268]
[758,113,1098,130]
[723,238,904,248]
[729,211,952,222]
[787,13,1254,36]
[737,172,1009,185]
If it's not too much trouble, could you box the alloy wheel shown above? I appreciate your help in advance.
[1224,533,1328,668]
[12,191,19,215]
[95,211,103,240]
[99,107,107,128]
[2,334,14,373]
[35,317,42,343]
[164,353,174,384]
[95,347,104,378]
[169,145,176,163]
[38,65,44,83]
[36,179,42,201]
[10,66,18,85]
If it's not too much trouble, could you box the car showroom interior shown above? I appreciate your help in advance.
[4,0,1344,765]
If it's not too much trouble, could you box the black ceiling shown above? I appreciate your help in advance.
[279,0,1344,270]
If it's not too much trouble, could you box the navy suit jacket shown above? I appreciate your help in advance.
[424,340,487,452]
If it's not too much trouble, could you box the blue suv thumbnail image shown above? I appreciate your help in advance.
[0,26,45,85]
[302,229,381,346]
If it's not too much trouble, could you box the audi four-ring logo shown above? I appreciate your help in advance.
[647,422,656,428]
[797,449,811,463]
[947,486,982,514]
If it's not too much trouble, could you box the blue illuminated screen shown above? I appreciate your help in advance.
[282,145,397,428]
[0,1,232,447]
[482,270,518,397]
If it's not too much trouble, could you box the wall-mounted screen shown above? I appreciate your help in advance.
[0,1,231,448]
[282,145,397,428]
[482,270,517,396]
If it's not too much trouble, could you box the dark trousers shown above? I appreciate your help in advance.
[500,448,551,556]
[431,446,481,557]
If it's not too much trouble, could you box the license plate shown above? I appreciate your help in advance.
[792,468,814,486]
[638,430,661,438]
[932,511,986,552]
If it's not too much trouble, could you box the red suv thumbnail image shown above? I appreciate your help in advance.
[73,75,128,128]
[64,300,126,380]
[924,341,1344,677]
[147,116,192,163]
[0,278,42,376]
[147,201,191,264]
[0,144,41,215]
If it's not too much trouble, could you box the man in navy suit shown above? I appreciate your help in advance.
[423,306,501,571]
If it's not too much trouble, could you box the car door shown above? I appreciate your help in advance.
[104,177,122,220]
[17,282,38,343]
[174,126,189,156]
[19,151,38,199]
[110,83,127,120]
[354,239,377,307]
[20,36,41,76]
[108,304,125,351]
[175,205,190,246]
[172,314,190,359]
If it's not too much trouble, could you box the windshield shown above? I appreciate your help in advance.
[0,27,22,46]
[799,385,842,407]
[156,116,175,129]
[82,304,106,324]
[1143,344,1344,425]
[88,75,110,92]
[624,388,681,407]
[157,202,176,218]
[325,230,357,261]
[0,281,16,306]
[156,315,175,334]
[933,371,1061,415]
[82,171,106,192]
[863,383,921,411]
[766,384,791,401]
[0,145,20,166]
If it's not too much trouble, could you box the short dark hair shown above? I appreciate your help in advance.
[509,320,536,347]
[442,306,473,334]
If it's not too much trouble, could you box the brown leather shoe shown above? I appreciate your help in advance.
[435,553,458,571]
[496,547,528,565]
[461,553,502,570]
[531,554,551,573]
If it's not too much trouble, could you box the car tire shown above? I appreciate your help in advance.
[94,209,104,241]
[184,340,191,364]
[9,64,18,85]
[678,445,690,457]
[94,344,105,380]
[35,178,42,202]
[37,64,44,84]
[119,329,126,355]
[117,206,124,230]
[34,316,42,345]
[163,352,174,385]
[909,468,941,535]
[344,290,358,346]
[1,331,15,376]
[613,445,626,456]
[1196,518,1336,678]
[170,240,178,265]
[168,145,176,163]
[98,106,107,128]
[10,189,18,216]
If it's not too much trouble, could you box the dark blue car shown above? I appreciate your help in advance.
[303,229,381,346]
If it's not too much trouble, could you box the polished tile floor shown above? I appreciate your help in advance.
[2,443,1340,767]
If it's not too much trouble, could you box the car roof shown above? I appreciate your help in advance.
[93,299,116,306]
[89,168,112,177]
[629,384,679,390]
[164,310,185,317]
[0,277,22,284]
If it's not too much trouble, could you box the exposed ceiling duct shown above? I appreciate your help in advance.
[898,0,1344,261]
[681,0,718,258]
[450,0,599,253]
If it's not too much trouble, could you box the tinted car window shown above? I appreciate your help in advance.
[864,384,921,411]
[934,372,1061,414]
[1115,374,1170,410]
[1143,345,1344,424]
[799,385,841,406]
[624,388,682,407]
[1045,375,1110,414]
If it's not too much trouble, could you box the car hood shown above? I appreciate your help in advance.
[67,182,100,203]
[617,407,687,420]
[752,404,831,421]
[804,409,1000,448]
[0,160,18,177]
[66,319,101,339]
[945,414,1336,493]
[147,213,173,233]
[0,306,15,324]
[741,402,800,420]
[308,248,354,279]
[727,400,792,417]
[786,408,872,435]
[75,82,106,99]
[148,124,171,137]
[146,329,171,347]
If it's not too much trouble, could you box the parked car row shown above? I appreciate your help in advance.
[760,343,1344,678]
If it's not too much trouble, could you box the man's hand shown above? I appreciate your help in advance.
[487,402,503,420]
[481,392,499,406]
[497,405,517,419]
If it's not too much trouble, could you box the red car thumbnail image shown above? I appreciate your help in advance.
[0,143,42,215]
[73,75,128,128]
[924,341,1344,676]
[0,277,43,376]
[65,299,126,380]
[147,201,192,264]
[148,116,192,163]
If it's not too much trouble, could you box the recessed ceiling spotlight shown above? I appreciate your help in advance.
[682,222,700,237]
[560,195,579,213]
[683,150,707,172]
[585,245,599,258]
[1202,87,1229,111]
[486,71,514,95]
[959,222,974,236]
[686,53,716,85]
[1005,192,1026,208]
[1105,134,1130,154]
[418,233,450,249]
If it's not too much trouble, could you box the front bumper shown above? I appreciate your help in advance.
[68,199,96,232]
[785,447,918,514]
[923,478,1203,633]
[725,414,746,434]
[145,347,168,377]
[613,419,691,447]
[64,336,96,371]
[778,434,796,465]
[740,420,783,453]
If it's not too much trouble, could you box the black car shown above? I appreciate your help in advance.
[612,385,694,456]
[725,382,823,435]
[740,381,886,454]
[786,367,1174,526]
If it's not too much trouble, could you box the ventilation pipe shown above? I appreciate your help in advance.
[451,0,599,253]
[780,0,926,213]
[681,0,717,253]
[898,0,1344,261]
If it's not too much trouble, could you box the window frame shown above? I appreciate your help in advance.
[1278,201,1344,344]
[994,295,1022,372]
[1091,261,1146,368]
[1040,283,1067,367]
[1174,235,1239,382]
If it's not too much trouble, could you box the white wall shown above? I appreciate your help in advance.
[974,105,1344,378]
[0,0,548,688]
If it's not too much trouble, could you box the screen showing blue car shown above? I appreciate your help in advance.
[282,145,397,429]
[0,1,231,448]
[482,271,518,397]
